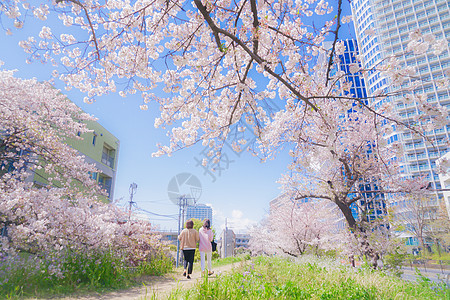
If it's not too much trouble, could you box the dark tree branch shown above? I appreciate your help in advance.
[193,0,319,112]
[55,0,100,60]
[325,0,343,85]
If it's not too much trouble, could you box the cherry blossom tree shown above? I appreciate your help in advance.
[269,100,417,261]
[248,219,274,256]
[249,196,335,256]
[1,0,448,261]
[427,198,450,255]
[0,67,98,192]
[0,68,163,265]
[1,0,447,161]
[391,188,440,253]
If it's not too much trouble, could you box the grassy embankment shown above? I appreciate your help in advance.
[167,255,449,299]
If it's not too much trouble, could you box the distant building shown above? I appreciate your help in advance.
[235,233,250,248]
[186,203,213,224]
[437,152,450,217]
[269,194,288,213]
[158,231,179,246]
[32,105,120,202]
[218,228,235,258]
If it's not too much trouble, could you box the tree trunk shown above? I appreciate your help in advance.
[334,199,357,230]
[335,198,377,266]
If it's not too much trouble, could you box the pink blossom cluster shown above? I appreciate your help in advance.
[0,1,447,164]
[0,68,162,263]
[249,197,336,256]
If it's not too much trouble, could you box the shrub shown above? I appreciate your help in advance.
[0,249,130,298]
[135,250,174,276]
[0,246,174,298]
[383,247,407,277]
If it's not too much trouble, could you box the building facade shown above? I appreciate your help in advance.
[235,233,250,249]
[218,228,235,258]
[351,0,450,217]
[186,203,213,224]
[337,39,388,223]
[32,111,120,202]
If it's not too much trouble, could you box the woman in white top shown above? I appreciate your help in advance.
[198,219,214,275]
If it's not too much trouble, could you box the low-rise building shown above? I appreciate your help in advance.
[218,228,235,258]
[32,115,119,202]
[235,233,250,248]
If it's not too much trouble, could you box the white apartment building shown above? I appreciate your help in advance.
[351,0,450,217]
[218,228,235,258]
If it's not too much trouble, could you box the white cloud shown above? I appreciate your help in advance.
[232,209,243,219]
[210,206,256,233]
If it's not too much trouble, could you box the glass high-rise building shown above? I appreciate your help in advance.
[186,203,213,224]
[351,0,450,216]
[337,39,388,222]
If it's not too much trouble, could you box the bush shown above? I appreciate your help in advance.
[0,247,174,299]
[0,249,131,298]
[135,250,173,276]
[383,247,407,277]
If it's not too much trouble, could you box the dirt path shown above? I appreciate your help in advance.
[51,262,244,300]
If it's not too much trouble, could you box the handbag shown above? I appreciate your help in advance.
[211,240,217,252]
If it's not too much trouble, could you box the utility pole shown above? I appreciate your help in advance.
[176,196,183,268]
[128,182,138,221]
[224,217,227,258]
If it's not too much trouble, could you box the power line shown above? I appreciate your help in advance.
[147,218,179,222]
[134,206,178,219]
[136,199,174,204]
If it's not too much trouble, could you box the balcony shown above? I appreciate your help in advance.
[409,165,418,171]
[429,152,439,158]
[416,153,428,160]
[419,164,430,171]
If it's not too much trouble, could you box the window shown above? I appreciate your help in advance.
[102,144,115,168]
[92,132,97,146]
[98,174,112,196]
[89,171,98,180]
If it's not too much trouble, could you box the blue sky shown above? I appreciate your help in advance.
[0,1,354,233]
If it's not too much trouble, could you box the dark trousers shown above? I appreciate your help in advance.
[182,249,195,274]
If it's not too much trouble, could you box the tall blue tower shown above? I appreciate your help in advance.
[337,39,388,223]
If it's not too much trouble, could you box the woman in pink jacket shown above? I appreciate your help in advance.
[198,219,214,275]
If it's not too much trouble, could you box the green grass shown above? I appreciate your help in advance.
[0,249,173,299]
[212,254,250,268]
[168,256,449,299]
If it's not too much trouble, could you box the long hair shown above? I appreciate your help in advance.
[203,219,211,229]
